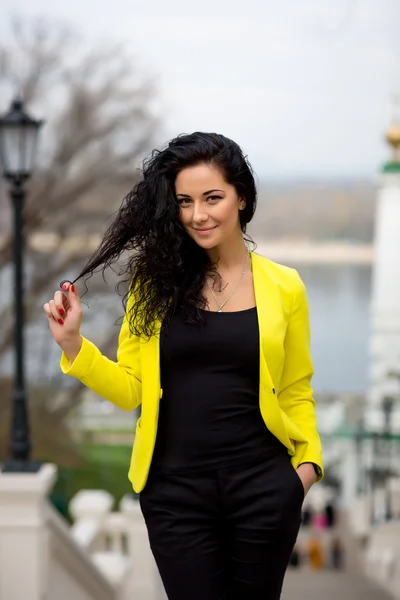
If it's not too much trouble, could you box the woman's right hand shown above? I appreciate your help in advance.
[43,283,83,360]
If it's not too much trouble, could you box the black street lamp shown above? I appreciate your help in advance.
[382,395,395,520]
[369,431,380,523]
[0,97,44,473]
[369,396,396,522]
[354,419,364,495]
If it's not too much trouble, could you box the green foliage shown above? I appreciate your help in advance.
[50,443,136,520]
[0,377,82,466]
[382,161,400,173]
[0,377,135,517]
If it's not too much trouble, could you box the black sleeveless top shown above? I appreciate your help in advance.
[151,307,286,473]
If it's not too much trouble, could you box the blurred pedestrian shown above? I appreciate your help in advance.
[302,506,313,527]
[330,536,344,570]
[44,132,324,599]
[313,511,328,531]
[307,536,324,570]
[325,502,336,528]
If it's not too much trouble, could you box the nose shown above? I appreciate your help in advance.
[192,204,208,224]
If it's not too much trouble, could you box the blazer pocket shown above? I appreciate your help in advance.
[280,410,308,443]
[131,417,143,463]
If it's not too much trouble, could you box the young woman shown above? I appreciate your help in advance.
[44,132,323,600]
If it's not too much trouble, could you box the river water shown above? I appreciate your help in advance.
[298,263,371,394]
[1,261,372,395]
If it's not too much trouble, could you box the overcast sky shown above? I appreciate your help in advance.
[1,0,399,180]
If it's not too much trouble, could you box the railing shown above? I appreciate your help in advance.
[348,494,372,539]
[0,463,163,600]
[364,521,400,599]
[46,503,117,600]
[69,489,164,599]
[346,476,400,599]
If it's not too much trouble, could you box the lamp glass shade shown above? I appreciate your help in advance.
[0,99,42,179]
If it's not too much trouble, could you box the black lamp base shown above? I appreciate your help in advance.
[1,459,42,473]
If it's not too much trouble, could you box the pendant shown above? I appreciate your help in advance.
[218,308,222,313]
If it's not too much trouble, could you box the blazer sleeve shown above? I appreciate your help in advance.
[278,271,324,480]
[59,294,142,411]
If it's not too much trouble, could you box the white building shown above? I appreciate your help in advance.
[347,113,400,598]
[366,116,400,434]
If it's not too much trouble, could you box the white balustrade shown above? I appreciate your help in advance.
[0,462,164,599]
[363,518,400,599]
[349,494,371,539]
[389,477,400,519]
[68,489,164,599]
[0,463,117,600]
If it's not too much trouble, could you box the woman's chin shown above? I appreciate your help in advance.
[194,237,220,250]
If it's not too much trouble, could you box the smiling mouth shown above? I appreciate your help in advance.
[193,226,217,232]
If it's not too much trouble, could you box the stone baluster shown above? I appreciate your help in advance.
[69,489,114,552]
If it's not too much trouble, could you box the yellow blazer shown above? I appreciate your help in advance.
[61,252,323,493]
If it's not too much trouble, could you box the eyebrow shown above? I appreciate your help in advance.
[176,189,225,197]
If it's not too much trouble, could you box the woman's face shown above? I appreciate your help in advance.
[175,163,244,250]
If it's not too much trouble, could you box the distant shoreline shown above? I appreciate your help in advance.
[254,242,373,264]
[0,233,374,265]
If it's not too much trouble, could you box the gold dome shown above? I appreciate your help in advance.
[385,123,400,162]
[386,124,400,147]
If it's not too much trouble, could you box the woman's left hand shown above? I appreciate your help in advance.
[296,463,318,497]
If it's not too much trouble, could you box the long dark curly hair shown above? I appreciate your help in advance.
[74,132,258,338]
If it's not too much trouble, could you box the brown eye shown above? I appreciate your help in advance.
[177,197,192,206]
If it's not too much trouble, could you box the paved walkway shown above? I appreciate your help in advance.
[283,568,393,600]
[153,569,392,599]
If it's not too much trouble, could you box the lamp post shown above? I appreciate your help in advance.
[354,420,364,495]
[369,396,396,522]
[382,395,394,520]
[369,431,380,523]
[0,97,44,473]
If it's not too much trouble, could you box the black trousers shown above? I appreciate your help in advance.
[139,451,304,600]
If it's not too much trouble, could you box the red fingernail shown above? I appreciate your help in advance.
[58,318,64,325]
[62,284,68,291]
[59,308,65,316]
[71,285,75,292]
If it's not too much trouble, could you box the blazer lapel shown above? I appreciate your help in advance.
[252,252,291,447]
[140,321,162,421]
[251,252,275,391]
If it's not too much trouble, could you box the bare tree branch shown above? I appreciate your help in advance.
[0,16,159,456]
[0,14,159,313]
